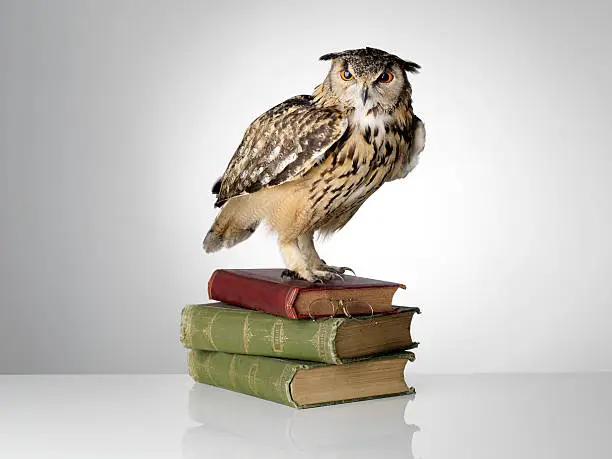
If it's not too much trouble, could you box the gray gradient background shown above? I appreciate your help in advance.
[1,0,611,374]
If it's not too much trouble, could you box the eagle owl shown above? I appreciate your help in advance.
[203,47,425,282]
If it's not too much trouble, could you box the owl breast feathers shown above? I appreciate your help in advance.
[203,47,425,283]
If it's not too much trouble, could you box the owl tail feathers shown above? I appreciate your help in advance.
[202,221,259,253]
[202,230,224,253]
[202,196,261,253]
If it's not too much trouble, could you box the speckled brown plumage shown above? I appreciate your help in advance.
[203,48,426,282]
[214,95,346,207]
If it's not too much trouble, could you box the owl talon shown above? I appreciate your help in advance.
[320,264,356,276]
[311,268,344,282]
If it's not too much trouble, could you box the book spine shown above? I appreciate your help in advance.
[181,304,344,364]
[208,269,300,319]
[188,350,306,408]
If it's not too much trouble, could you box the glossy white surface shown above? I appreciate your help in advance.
[1,374,610,458]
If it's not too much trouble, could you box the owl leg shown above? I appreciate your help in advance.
[297,232,323,267]
[297,233,352,280]
[279,240,322,283]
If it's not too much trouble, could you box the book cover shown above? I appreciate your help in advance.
[181,302,419,364]
[187,350,415,409]
[208,268,405,319]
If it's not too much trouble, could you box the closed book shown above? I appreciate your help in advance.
[208,268,405,319]
[181,302,419,364]
[187,350,415,409]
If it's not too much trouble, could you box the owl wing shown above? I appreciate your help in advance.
[213,95,347,207]
[386,115,426,182]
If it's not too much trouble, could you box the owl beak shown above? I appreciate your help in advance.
[361,86,369,105]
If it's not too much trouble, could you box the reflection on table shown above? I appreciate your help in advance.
[183,382,419,459]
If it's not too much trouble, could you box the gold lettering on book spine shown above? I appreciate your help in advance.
[229,354,238,389]
[309,321,332,362]
[197,351,217,386]
[273,363,297,405]
[271,319,287,353]
[242,313,253,353]
[199,310,220,350]
[247,363,260,396]
[207,311,220,350]
[263,319,288,353]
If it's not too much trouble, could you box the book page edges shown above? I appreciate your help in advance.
[287,352,416,408]
[295,388,416,409]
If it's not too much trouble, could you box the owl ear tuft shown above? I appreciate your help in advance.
[320,52,342,61]
[399,59,421,74]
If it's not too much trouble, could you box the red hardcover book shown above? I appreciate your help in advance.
[207,268,406,319]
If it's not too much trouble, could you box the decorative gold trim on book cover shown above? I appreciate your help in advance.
[181,303,418,364]
[188,350,304,407]
[181,304,343,364]
[187,350,416,409]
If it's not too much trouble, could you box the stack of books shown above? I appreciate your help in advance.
[180,268,420,409]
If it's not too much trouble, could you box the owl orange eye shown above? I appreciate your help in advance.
[378,72,394,83]
[340,70,354,81]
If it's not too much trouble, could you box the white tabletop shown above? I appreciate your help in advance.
[1,373,610,458]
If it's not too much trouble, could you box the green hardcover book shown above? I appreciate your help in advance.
[181,303,419,364]
[188,349,415,409]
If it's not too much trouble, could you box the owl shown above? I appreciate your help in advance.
[203,47,425,282]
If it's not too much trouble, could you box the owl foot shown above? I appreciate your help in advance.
[281,269,325,283]
[311,268,344,282]
[281,268,341,283]
[326,266,355,276]
[281,269,303,280]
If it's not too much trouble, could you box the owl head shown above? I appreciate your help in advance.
[319,47,420,113]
